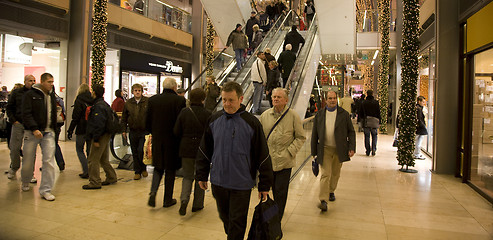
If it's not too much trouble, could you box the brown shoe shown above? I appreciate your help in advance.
[134,174,142,180]
[142,171,148,177]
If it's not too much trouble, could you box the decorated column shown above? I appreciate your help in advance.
[91,0,107,86]
[397,0,420,171]
[206,17,215,78]
[378,0,390,134]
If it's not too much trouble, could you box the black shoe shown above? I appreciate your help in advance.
[79,173,89,179]
[319,200,328,211]
[191,207,204,212]
[366,151,370,156]
[163,199,177,208]
[148,192,156,207]
[371,151,376,156]
[102,180,117,186]
[82,184,101,190]
[179,201,187,216]
[329,193,336,202]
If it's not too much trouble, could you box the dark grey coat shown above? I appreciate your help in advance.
[311,107,356,163]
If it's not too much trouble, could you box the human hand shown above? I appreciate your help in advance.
[258,191,268,201]
[199,181,208,190]
[67,131,73,140]
[349,150,355,157]
[33,130,43,139]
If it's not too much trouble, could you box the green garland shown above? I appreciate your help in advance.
[206,17,215,78]
[378,0,390,134]
[397,0,420,168]
[91,0,108,87]
[364,65,373,92]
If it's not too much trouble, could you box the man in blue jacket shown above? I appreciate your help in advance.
[83,85,117,190]
[21,73,57,200]
[196,81,273,240]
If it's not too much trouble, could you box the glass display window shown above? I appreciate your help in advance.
[471,47,493,197]
[417,45,436,156]
[122,71,159,98]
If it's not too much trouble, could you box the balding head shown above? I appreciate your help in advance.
[285,44,292,51]
[24,75,35,89]
[162,77,178,91]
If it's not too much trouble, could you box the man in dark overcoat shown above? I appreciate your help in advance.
[146,77,186,208]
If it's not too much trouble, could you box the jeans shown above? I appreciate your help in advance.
[211,184,251,240]
[54,126,65,170]
[129,130,146,174]
[150,168,176,205]
[9,123,24,171]
[364,127,378,154]
[272,168,292,220]
[21,130,56,195]
[252,82,264,113]
[180,157,204,208]
[75,134,91,174]
[234,49,244,71]
[414,135,425,157]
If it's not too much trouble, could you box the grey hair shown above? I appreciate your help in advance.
[273,87,289,100]
[285,44,292,51]
[162,77,177,90]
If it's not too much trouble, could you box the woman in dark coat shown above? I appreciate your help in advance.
[67,83,93,178]
[266,60,281,107]
[174,88,211,216]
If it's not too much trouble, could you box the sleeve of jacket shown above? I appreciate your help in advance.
[251,117,273,192]
[346,112,356,152]
[287,111,306,157]
[311,112,319,157]
[68,99,83,133]
[87,103,107,142]
[21,92,38,131]
[226,32,233,47]
[173,110,184,138]
[211,84,220,98]
[146,100,153,133]
[121,102,129,131]
[195,117,214,182]
[6,90,18,123]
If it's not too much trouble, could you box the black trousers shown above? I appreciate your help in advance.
[129,130,146,174]
[272,168,292,220]
[151,168,176,205]
[211,184,251,240]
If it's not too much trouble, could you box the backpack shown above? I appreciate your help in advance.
[106,109,123,134]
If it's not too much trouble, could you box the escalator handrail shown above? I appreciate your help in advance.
[212,10,296,111]
[185,47,228,94]
[287,14,318,108]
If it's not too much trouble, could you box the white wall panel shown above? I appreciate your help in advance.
[236,0,254,23]
[201,0,247,46]
[314,0,356,54]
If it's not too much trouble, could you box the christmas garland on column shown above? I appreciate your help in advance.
[397,0,420,168]
[206,17,215,78]
[378,0,390,134]
[91,0,108,87]
[364,65,373,92]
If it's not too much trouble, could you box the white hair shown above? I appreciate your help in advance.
[285,44,292,51]
[162,77,177,90]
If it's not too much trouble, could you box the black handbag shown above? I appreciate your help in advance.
[311,159,319,177]
[247,195,283,240]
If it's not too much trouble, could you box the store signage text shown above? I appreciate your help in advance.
[148,61,183,74]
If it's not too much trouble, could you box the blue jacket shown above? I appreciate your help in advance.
[196,105,273,191]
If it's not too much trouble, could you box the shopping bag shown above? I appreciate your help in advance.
[143,134,152,165]
[247,195,283,240]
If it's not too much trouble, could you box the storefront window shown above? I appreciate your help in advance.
[122,71,159,98]
[471,47,493,197]
[110,0,192,33]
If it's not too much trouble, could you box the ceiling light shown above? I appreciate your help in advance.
[373,50,379,60]
[371,60,375,65]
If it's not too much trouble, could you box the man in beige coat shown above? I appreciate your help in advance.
[260,88,306,220]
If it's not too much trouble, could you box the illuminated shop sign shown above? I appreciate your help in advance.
[4,34,33,64]
[148,61,183,73]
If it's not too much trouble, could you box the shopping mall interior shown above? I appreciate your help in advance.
[1,0,493,239]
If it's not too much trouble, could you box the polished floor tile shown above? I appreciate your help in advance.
[0,125,492,239]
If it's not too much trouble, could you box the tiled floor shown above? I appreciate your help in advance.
[1,126,492,240]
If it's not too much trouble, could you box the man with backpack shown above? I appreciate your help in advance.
[83,84,118,190]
